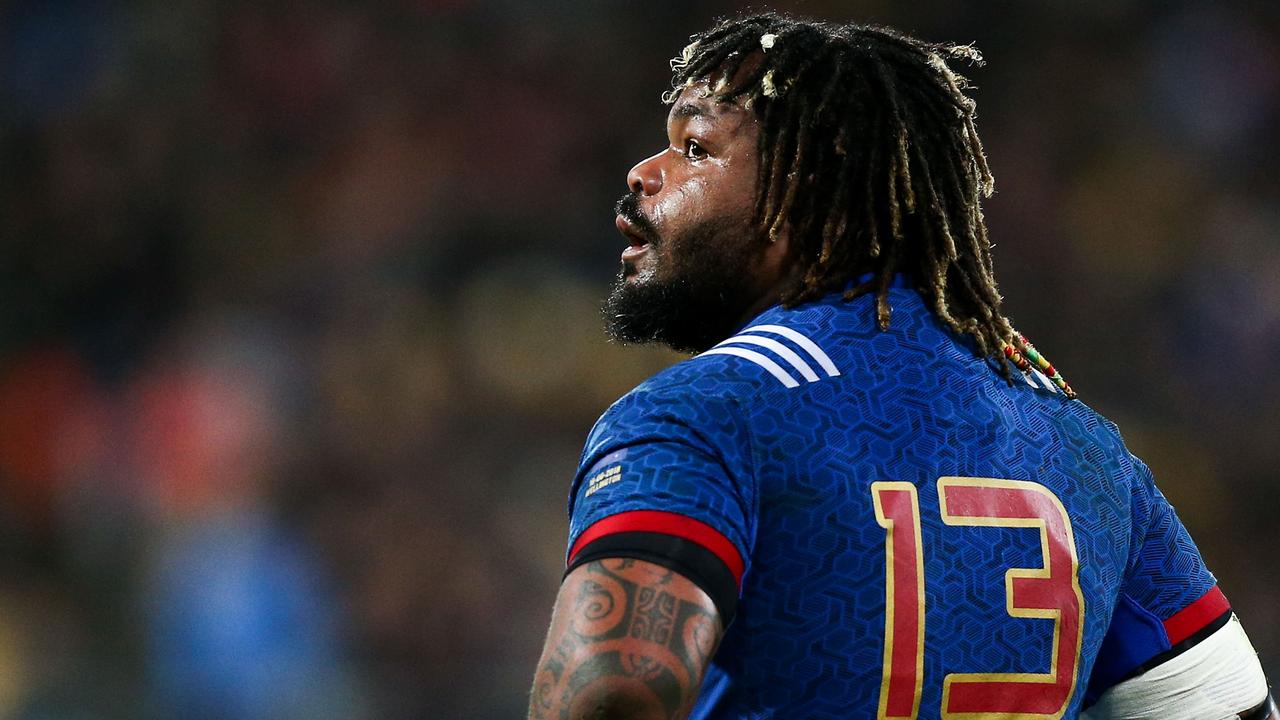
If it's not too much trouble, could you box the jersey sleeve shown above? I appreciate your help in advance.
[565,385,756,624]
[1085,455,1231,705]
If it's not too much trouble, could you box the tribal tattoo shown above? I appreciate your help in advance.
[529,559,722,720]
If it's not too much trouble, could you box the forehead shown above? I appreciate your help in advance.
[666,84,754,131]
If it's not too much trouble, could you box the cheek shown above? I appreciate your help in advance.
[651,177,710,229]
[722,165,758,218]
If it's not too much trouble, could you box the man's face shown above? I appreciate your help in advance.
[604,83,785,353]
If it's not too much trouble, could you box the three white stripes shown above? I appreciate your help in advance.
[700,325,840,388]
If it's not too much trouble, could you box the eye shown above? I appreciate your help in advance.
[684,139,708,160]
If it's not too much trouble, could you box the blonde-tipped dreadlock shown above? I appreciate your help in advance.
[666,12,1075,397]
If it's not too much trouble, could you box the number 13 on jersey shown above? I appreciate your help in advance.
[871,478,1085,720]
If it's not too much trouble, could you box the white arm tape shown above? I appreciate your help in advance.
[1083,614,1268,720]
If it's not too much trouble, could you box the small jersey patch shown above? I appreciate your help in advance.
[699,324,840,388]
[583,447,628,477]
[584,464,622,497]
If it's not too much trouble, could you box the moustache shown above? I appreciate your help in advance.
[615,193,660,244]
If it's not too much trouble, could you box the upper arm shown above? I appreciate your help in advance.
[1087,458,1226,698]
[1081,615,1272,720]
[565,388,755,624]
[529,558,722,720]
[1084,458,1270,718]
[532,386,755,719]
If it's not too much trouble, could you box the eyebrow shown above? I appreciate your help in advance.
[670,101,714,120]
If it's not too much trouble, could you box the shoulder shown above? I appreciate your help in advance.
[581,287,940,460]
[704,319,845,389]
[693,294,873,396]
[580,357,753,466]
[593,310,844,412]
[577,312,837,465]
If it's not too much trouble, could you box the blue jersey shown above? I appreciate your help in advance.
[565,280,1229,719]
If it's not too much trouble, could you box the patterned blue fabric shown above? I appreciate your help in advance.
[1085,594,1168,704]
[566,285,1218,719]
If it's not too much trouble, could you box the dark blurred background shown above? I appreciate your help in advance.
[0,0,1276,718]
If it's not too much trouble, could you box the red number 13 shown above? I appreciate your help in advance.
[871,477,1085,720]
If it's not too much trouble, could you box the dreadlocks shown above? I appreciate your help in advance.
[667,12,1076,397]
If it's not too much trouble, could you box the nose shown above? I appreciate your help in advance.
[626,150,665,196]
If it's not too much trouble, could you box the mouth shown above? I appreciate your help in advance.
[616,214,652,269]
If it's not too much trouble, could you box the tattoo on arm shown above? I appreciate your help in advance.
[529,559,723,720]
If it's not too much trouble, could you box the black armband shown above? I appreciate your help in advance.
[567,532,739,624]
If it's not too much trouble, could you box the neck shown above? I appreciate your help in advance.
[733,258,804,329]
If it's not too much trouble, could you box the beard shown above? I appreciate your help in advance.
[603,195,765,354]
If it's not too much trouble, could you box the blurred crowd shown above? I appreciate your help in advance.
[0,1,1277,718]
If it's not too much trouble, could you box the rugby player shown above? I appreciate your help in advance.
[528,12,1275,720]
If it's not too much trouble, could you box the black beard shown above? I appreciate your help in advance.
[602,218,763,354]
